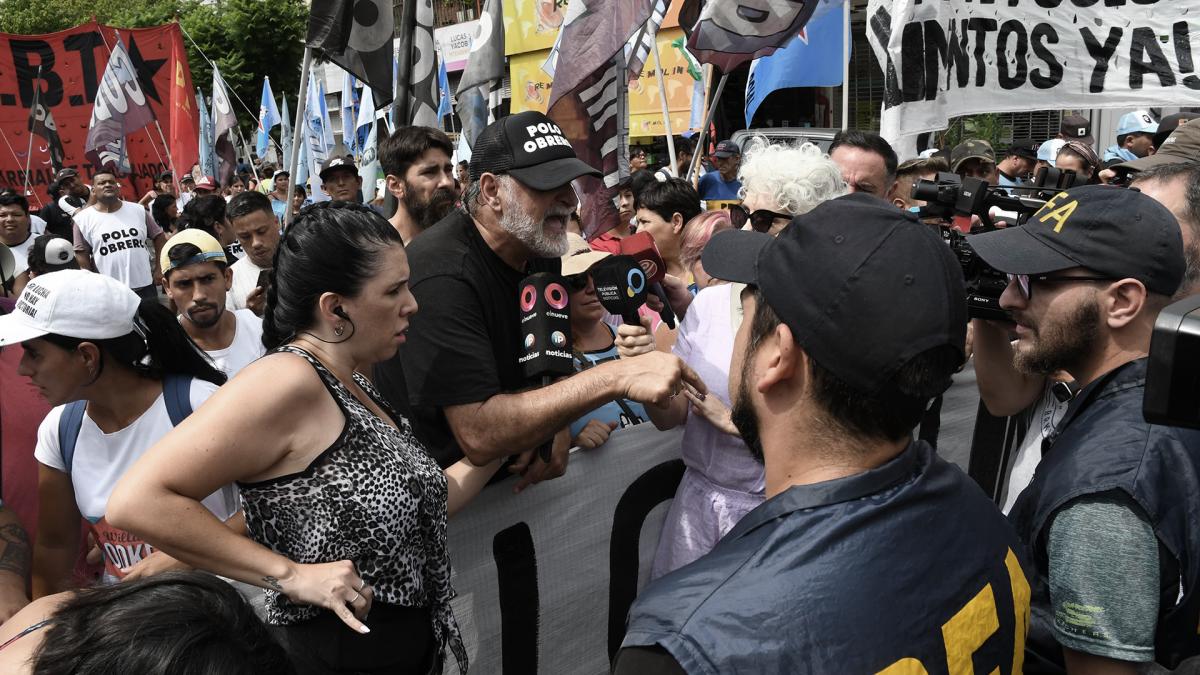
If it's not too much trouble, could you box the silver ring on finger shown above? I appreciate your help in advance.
[357,579,366,592]
[349,591,361,604]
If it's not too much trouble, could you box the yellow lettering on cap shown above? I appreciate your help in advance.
[1036,191,1078,233]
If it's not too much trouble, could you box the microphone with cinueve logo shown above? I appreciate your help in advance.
[519,272,575,462]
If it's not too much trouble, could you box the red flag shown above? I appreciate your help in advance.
[168,24,199,180]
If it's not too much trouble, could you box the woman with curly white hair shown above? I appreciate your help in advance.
[730,137,848,235]
[617,138,847,577]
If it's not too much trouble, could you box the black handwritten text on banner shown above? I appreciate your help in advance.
[865,0,1200,141]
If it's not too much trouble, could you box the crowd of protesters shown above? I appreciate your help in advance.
[0,104,1196,675]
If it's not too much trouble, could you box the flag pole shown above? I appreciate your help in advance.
[284,47,313,228]
[685,71,728,183]
[151,119,181,195]
[22,65,42,199]
[650,39,677,176]
[235,125,262,187]
[841,0,851,131]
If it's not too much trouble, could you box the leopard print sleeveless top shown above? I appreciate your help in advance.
[239,346,466,672]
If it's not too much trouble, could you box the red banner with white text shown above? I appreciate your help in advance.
[0,21,198,207]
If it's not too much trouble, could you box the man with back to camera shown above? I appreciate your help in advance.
[1103,110,1158,167]
[391,110,704,491]
[377,126,458,244]
[967,185,1200,672]
[160,229,265,378]
[224,191,281,316]
[72,171,167,300]
[615,193,1031,674]
[696,140,742,204]
[319,156,362,203]
[829,129,899,200]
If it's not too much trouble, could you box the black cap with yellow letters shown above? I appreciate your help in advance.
[966,184,1184,297]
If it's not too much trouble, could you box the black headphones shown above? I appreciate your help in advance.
[333,307,350,321]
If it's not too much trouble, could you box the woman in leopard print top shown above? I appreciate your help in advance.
[109,203,503,673]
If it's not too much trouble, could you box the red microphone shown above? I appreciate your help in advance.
[617,232,677,329]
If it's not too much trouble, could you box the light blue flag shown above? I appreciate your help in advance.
[744,6,847,127]
[257,77,280,159]
[197,88,216,178]
[341,70,359,156]
[436,55,451,120]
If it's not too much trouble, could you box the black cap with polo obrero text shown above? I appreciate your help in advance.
[967,184,1184,296]
[702,193,966,395]
[469,111,602,190]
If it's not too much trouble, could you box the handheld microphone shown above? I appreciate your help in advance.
[618,232,676,329]
[590,255,648,325]
[518,272,574,461]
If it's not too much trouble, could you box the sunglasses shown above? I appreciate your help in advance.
[1006,273,1114,300]
[565,273,590,292]
[728,204,794,233]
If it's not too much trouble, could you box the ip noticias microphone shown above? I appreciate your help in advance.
[590,255,648,325]
[618,232,676,329]
[518,272,574,462]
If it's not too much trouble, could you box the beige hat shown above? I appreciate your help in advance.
[560,232,610,276]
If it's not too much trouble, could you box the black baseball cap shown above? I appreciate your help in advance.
[713,140,740,158]
[1009,138,1039,161]
[967,185,1184,296]
[319,156,358,179]
[157,171,173,182]
[702,193,966,394]
[1060,114,1094,146]
[469,111,601,190]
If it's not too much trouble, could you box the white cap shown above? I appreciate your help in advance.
[0,270,140,347]
[1037,138,1066,165]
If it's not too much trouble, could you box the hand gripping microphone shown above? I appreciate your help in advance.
[617,232,676,329]
[590,255,649,325]
[518,272,574,462]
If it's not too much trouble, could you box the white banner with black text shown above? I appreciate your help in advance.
[866,0,1200,142]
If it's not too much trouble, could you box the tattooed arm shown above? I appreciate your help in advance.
[0,506,30,622]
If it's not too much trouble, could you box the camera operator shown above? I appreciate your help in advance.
[1053,141,1101,186]
[967,185,1200,672]
[996,139,1039,193]
[889,157,947,212]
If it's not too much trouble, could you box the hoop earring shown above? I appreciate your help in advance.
[334,323,345,337]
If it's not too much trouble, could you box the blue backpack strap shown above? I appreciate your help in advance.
[56,401,87,474]
[162,375,194,427]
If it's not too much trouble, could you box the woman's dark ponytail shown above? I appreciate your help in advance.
[262,202,403,350]
[129,301,226,386]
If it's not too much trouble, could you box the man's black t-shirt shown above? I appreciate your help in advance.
[375,209,558,467]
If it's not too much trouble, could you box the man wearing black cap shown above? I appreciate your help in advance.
[393,111,703,490]
[319,156,362,203]
[967,185,1200,672]
[998,139,1039,192]
[616,193,1030,674]
[696,140,742,203]
[1057,114,1094,147]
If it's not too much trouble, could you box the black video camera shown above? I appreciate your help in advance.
[1145,294,1200,429]
[912,167,1077,321]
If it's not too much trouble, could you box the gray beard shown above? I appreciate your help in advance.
[498,183,569,258]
